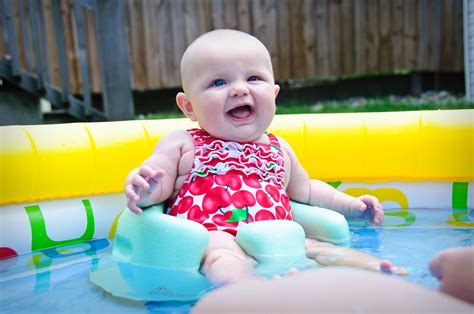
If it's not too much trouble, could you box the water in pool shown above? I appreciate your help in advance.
[1,208,472,313]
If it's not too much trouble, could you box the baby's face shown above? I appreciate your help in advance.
[179,33,279,143]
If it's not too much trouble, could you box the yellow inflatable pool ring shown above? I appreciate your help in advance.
[0,110,472,259]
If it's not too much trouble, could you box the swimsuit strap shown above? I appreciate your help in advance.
[265,132,281,151]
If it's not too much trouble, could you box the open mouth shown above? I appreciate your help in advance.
[226,105,254,120]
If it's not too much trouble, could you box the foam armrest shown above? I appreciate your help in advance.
[290,201,350,245]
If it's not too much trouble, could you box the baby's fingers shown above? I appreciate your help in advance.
[358,195,384,225]
[348,199,367,219]
[132,174,150,190]
[127,198,143,215]
[138,165,161,180]
[371,202,384,225]
[124,184,139,201]
[151,169,166,182]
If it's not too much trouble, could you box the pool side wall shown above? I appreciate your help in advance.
[0,110,472,258]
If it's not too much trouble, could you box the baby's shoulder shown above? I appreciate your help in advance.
[274,135,299,163]
[274,135,292,153]
[154,129,195,153]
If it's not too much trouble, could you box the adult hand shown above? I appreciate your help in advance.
[429,246,474,304]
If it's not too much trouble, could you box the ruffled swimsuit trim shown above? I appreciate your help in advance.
[188,128,285,187]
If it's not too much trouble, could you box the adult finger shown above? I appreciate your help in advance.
[428,253,443,280]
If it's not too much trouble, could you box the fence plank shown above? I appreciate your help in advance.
[365,0,379,72]
[353,0,366,74]
[49,0,70,101]
[61,1,80,94]
[417,0,429,70]
[43,0,60,87]
[391,0,403,70]
[238,0,252,34]
[275,0,289,80]
[127,0,145,90]
[170,0,186,86]
[18,0,32,72]
[328,0,342,76]
[453,0,464,71]
[302,0,316,78]
[84,9,100,93]
[199,0,212,33]
[427,0,441,71]
[183,0,199,46]
[290,0,305,79]
[12,1,25,73]
[440,0,453,71]
[141,0,157,88]
[211,0,225,29]
[341,0,353,75]
[378,0,391,72]
[0,0,5,56]
[315,0,329,77]
[224,0,239,30]
[402,0,417,70]
[158,1,176,87]
[264,0,278,76]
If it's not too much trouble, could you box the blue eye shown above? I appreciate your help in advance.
[211,79,225,87]
[248,76,259,81]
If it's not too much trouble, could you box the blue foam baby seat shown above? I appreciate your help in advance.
[113,204,209,269]
[291,201,350,245]
[236,220,316,277]
[90,204,213,302]
[90,201,350,301]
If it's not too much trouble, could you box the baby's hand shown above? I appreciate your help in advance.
[349,195,384,225]
[124,166,165,215]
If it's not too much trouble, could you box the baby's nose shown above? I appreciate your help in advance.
[229,83,249,97]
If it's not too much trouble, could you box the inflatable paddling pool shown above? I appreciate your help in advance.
[0,109,472,312]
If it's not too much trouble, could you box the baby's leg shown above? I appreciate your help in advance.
[305,238,407,275]
[201,231,259,286]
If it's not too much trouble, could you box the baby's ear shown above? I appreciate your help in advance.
[176,92,197,121]
[274,84,280,97]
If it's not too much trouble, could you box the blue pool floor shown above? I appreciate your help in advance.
[0,208,472,313]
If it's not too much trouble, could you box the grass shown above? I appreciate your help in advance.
[139,91,474,120]
[275,92,474,115]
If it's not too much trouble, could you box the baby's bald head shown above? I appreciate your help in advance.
[180,29,274,93]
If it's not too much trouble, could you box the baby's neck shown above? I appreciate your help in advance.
[253,133,270,145]
[202,128,270,145]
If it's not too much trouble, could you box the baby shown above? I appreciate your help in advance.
[125,29,395,285]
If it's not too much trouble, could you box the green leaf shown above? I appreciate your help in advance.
[226,208,247,222]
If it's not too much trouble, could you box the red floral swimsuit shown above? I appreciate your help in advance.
[167,129,293,236]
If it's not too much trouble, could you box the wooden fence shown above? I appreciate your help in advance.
[0,0,465,94]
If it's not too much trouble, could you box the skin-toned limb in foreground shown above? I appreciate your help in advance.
[429,246,474,304]
[193,268,473,313]
[305,239,407,275]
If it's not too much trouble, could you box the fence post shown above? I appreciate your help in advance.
[94,0,134,120]
[464,0,474,101]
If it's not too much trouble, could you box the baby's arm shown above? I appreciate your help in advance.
[280,137,383,225]
[124,130,193,214]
